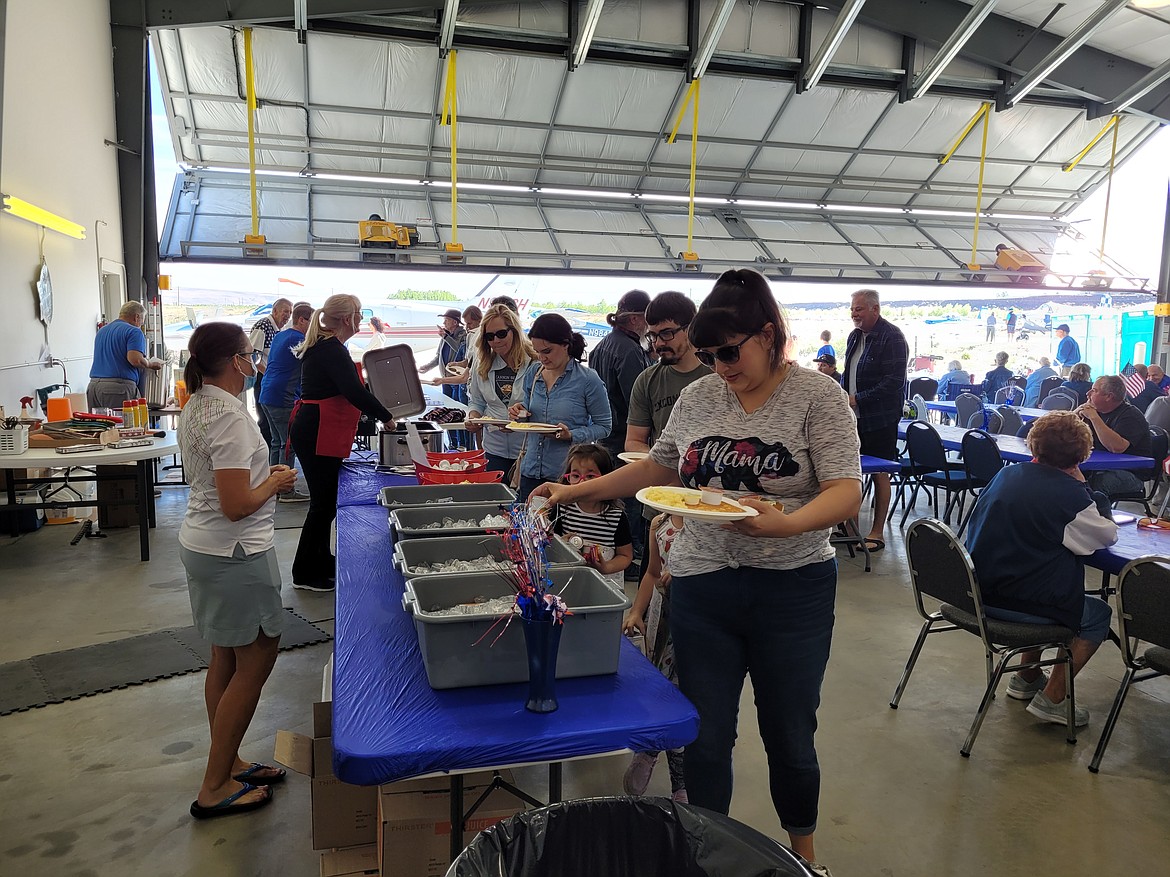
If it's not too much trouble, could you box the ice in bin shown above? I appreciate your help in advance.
[403,566,630,690]
[394,533,584,576]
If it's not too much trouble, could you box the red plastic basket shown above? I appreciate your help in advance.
[426,450,487,466]
[416,468,505,485]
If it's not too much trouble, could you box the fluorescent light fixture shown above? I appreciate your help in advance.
[439,0,460,55]
[572,0,607,69]
[1,195,86,239]
[691,0,738,80]
[804,0,868,91]
[637,193,728,204]
[1131,1,1170,8]
[314,172,423,186]
[911,0,999,100]
[539,187,634,198]
[1109,57,1170,111]
[1005,0,1129,107]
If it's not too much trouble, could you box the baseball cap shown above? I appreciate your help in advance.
[814,353,836,366]
[1056,323,1071,333]
[439,308,463,323]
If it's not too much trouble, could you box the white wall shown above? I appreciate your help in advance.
[0,0,125,414]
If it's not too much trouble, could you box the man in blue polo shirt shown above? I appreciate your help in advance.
[87,301,161,411]
[260,303,313,501]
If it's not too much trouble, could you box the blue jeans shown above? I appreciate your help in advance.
[261,404,296,469]
[484,452,515,478]
[671,560,836,836]
[984,597,1112,645]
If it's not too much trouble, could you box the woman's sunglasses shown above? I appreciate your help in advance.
[695,334,757,367]
[483,328,513,341]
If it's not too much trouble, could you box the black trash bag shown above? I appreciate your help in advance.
[446,797,812,877]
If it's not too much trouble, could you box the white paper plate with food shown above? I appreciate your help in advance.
[465,416,511,426]
[505,421,561,433]
[636,486,759,521]
[617,451,649,464]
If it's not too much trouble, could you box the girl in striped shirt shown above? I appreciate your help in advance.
[553,444,633,587]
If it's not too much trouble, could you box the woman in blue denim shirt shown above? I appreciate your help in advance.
[507,313,612,500]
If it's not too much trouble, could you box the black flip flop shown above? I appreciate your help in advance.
[233,762,287,785]
[863,538,885,553]
[190,782,272,819]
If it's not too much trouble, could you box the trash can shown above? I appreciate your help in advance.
[446,797,813,877]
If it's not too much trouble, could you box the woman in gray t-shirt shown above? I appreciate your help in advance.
[533,269,861,874]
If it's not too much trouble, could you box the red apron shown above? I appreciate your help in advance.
[289,396,362,459]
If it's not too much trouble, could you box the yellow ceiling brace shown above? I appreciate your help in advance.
[668,78,702,264]
[939,101,992,270]
[1062,115,1122,261]
[439,51,463,260]
[242,28,264,254]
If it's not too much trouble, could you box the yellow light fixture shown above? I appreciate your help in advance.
[1,195,86,240]
[1132,1,1170,9]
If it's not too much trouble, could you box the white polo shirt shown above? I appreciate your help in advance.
[178,384,276,557]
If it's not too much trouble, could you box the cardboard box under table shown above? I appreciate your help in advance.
[330,493,698,864]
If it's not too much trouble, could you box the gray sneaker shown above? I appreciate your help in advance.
[1026,691,1089,727]
[806,863,834,877]
[279,490,310,503]
[1006,672,1047,700]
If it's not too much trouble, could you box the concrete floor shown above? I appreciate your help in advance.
[1,487,1169,877]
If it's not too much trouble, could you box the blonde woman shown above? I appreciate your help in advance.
[289,294,394,592]
[466,304,536,475]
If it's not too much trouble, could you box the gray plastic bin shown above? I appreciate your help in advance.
[403,566,630,689]
[378,483,516,510]
[394,533,585,577]
[389,502,516,540]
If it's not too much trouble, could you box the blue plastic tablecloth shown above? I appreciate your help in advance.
[336,459,414,507]
[1089,519,1170,577]
[331,501,699,786]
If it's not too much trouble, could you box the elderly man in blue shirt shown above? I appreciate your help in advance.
[936,360,971,401]
[1023,357,1058,406]
[87,301,162,411]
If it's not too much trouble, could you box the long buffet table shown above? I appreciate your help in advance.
[330,462,700,859]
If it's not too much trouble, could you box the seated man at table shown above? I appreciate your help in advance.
[966,412,1117,726]
[1023,357,1058,406]
[936,360,970,402]
[1076,375,1153,499]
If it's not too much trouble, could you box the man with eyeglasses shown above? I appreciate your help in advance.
[626,292,712,570]
[842,289,909,552]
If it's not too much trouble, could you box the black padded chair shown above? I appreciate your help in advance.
[954,393,985,430]
[1107,427,1168,516]
[996,406,1024,438]
[994,385,1024,406]
[983,410,1004,435]
[1037,375,1063,404]
[907,377,939,402]
[1089,556,1170,773]
[900,421,972,527]
[955,429,1005,538]
[945,382,981,402]
[894,519,1078,756]
[1016,420,1035,439]
[1040,392,1074,411]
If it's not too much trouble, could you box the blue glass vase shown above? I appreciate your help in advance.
[522,618,563,713]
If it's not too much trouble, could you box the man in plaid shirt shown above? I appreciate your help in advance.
[843,289,909,551]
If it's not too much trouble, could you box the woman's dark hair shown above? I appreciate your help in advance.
[529,313,586,361]
[645,291,696,327]
[689,269,787,370]
[185,322,247,393]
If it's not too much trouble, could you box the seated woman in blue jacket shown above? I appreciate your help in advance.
[966,411,1117,727]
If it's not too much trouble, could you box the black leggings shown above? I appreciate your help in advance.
[290,410,342,587]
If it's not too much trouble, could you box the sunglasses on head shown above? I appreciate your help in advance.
[695,333,757,367]
[482,328,512,341]
[644,325,687,344]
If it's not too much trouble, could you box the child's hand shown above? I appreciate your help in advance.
[657,571,672,592]
[623,608,646,638]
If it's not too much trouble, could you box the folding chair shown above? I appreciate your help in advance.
[894,519,1078,756]
[955,429,1005,538]
[907,377,939,402]
[994,385,1023,406]
[954,393,984,430]
[1037,375,1063,404]
[984,410,1003,435]
[1040,393,1074,411]
[997,406,1023,438]
[900,421,971,527]
[1088,557,1170,773]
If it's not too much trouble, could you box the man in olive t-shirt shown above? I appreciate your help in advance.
[626,293,712,571]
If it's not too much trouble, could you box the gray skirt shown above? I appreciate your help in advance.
[180,543,284,647]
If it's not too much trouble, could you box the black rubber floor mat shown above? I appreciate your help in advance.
[0,609,331,716]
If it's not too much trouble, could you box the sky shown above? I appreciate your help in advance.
[148,47,1170,306]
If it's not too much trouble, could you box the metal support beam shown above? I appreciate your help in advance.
[803,0,867,92]
[910,0,998,100]
[133,1,451,29]
[438,0,458,56]
[570,0,606,70]
[1004,0,1130,107]
[824,216,877,266]
[691,0,737,81]
[729,86,798,196]
[1105,57,1170,115]
[535,200,570,269]
[534,65,571,186]
[109,1,159,303]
